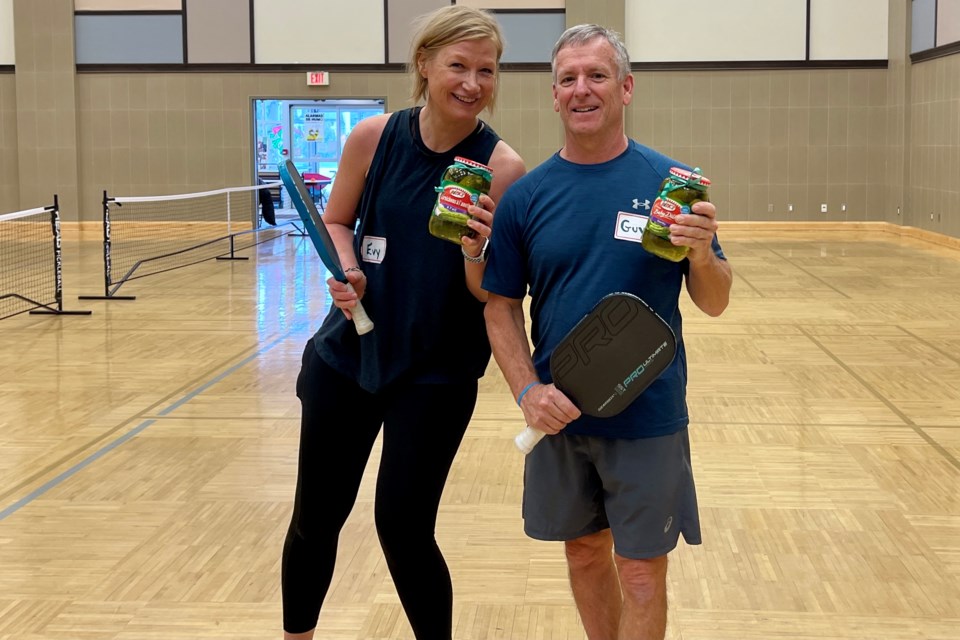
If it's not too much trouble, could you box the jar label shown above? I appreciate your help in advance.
[438,185,477,214]
[650,197,683,227]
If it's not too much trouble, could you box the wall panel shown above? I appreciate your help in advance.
[0,0,13,65]
[937,0,960,46]
[625,0,806,62]
[387,0,446,64]
[456,0,564,8]
[186,0,250,63]
[253,0,383,64]
[499,12,564,62]
[0,73,17,211]
[810,0,887,60]
[75,0,181,9]
[75,14,183,64]
[911,0,936,53]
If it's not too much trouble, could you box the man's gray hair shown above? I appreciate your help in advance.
[551,24,631,82]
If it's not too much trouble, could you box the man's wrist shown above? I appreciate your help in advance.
[516,381,540,406]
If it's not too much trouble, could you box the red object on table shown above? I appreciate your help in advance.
[302,173,331,210]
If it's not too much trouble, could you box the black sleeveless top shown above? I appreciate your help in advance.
[313,107,502,393]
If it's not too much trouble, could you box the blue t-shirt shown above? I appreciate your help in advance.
[483,139,726,439]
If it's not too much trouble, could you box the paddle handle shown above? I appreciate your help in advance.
[514,426,546,454]
[345,282,374,335]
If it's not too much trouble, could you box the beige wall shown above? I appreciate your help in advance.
[75,71,406,219]
[0,73,18,211]
[12,0,80,217]
[71,71,563,221]
[0,0,14,65]
[886,0,911,227]
[72,67,891,224]
[5,0,960,241]
[566,0,622,34]
[627,68,889,222]
[908,54,960,237]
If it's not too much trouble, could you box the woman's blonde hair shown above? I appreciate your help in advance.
[409,5,504,111]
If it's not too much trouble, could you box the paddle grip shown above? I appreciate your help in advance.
[345,282,374,335]
[515,426,546,454]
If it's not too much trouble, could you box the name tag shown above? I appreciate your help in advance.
[614,212,648,243]
[361,236,386,263]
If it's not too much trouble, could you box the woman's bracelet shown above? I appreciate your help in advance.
[344,266,364,277]
[516,381,540,406]
[461,244,486,264]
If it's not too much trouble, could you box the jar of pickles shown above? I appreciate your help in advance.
[641,167,711,262]
[428,156,493,245]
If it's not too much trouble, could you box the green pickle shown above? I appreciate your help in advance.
[641,167,711,262]
[429,156,494,245]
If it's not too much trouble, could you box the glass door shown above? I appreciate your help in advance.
[252,99,385,213]
[289,106,339,176]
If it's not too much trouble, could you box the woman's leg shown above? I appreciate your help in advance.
[374,381,478,640]
[281,344,384,635]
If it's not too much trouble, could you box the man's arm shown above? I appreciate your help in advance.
[669,201,732,317]
[685,248,732,317]
[485,294,579,434]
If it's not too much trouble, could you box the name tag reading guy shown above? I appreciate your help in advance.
[614,211,648,243]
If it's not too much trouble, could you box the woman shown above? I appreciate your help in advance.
[280,6,526,639]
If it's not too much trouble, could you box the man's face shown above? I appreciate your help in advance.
[552,38,633,140]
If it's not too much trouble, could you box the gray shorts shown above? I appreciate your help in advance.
[522,427,701,559]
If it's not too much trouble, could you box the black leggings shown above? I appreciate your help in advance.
[282,341,477,638]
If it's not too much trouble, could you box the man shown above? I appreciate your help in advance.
[482,25,732,640]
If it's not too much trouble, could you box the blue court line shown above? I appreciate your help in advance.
[0,332,294,522]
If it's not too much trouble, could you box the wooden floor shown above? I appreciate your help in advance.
[1,227,958,639]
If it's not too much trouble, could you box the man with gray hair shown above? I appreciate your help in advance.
[483,24,732,639]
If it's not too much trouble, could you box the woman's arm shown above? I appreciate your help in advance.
[462,140,527,301]
[322,114,389,318]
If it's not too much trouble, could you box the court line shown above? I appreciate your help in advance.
[0,340,271,506]
[803,329,960,471]
[0,330,299,522]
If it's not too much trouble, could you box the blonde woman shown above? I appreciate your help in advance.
[281,6,525,639]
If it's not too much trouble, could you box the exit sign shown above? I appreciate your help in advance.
[306,71,330,86]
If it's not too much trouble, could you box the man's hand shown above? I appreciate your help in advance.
[670,200,718,264]
[519,382,581,435]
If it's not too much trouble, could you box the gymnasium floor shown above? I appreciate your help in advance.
[0,227,958,639]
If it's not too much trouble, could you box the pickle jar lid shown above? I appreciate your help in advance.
[668,167,710,188]
[454,156,494,180]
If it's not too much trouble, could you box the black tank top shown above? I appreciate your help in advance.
[313,107,502,393]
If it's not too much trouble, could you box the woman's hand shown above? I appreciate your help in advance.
[461,193,495,259]
[327,268,366,321]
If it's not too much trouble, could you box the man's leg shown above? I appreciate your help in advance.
[614,554,668,640]
[564,530,622,640]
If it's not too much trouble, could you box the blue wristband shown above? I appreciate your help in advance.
[516,381,540,406]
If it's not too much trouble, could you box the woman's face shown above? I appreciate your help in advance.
[420,38,498,119]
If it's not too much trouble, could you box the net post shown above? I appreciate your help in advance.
[53,194,63,311]
[101,189,110,296]
[30,194,92,315]
[78,190,136,300]
[217,191,248,261]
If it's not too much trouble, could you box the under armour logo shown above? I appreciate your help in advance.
[632,198,650,210]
